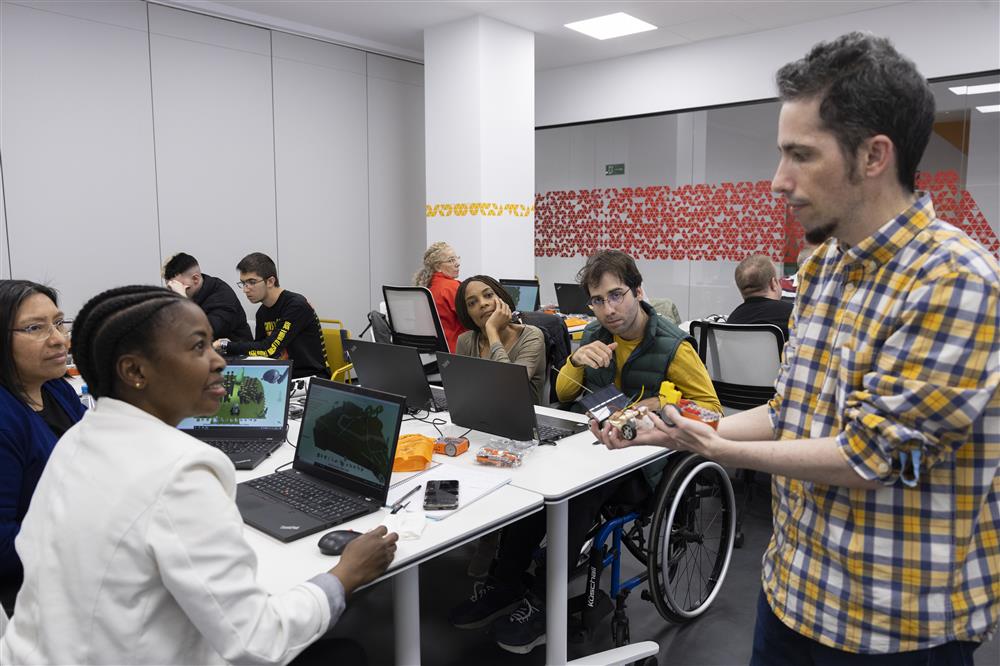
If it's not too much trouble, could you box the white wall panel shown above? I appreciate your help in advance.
[537,1,1000,127]
[0,0,159,315]
[366,54,425,312]
[148,4,275,318]
[1,160,9,279]
[271,32,369,334]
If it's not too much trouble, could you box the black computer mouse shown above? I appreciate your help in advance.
[317,529,363,556]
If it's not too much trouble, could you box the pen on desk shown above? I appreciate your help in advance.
[390,484,421,514]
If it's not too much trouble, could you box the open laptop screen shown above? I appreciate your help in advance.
[295,380,404,492]
[554,282,591,315]
[500,279,540,312]
[177,361,291,433]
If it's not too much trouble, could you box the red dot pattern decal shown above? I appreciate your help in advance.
[534,170,999,260]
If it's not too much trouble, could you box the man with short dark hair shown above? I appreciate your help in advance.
[162,252,251,343]
[728,254,794,338]
[594,33,999,664]
[449,249,720,654]
[218,252,330,379]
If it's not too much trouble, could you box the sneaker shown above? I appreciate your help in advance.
[493,596,547,654]
[448,577,523,629]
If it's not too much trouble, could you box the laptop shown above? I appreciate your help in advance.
[177,360,292,470]
[554,282,591,316]
[500,278,541,312]
[235,379,405,542]
[437,352,588,443]
[346,338,448,412]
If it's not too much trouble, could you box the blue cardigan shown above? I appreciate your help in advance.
[0,379,86,580]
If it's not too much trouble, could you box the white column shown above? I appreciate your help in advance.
[424,16,535,279]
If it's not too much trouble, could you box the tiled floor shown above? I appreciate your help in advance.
[331,493,999,665]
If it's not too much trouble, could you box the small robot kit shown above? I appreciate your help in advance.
[475,446,525,468]
[434,436,470,457]
[583,382,722,441]
[658,382,721,430]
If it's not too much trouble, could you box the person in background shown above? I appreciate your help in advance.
[1,285,398,664]
[162,252,252,344]
[217,252,331,379]
[413,241,466,351]
[0,281,85,616]
[454,275,546,404]
[450,250,720,655]
[728,254,794,338]
[594,32,999,665]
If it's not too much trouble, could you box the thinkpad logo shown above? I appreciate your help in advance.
[279,525,301,530]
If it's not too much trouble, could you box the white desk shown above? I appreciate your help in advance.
[400,406,669,665]
[236,423,543,666]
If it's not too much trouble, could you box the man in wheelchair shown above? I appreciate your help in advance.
[449,250,721,654]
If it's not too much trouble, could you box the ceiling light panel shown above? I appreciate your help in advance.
[564,12,658,41]
[949,83,1000,96]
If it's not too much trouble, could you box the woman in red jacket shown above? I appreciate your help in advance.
[413,242,466,351]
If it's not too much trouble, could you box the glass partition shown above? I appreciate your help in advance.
[535,72,1000,320]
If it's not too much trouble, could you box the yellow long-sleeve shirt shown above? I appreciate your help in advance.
[555,336,720,412]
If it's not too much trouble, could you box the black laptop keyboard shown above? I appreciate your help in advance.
[205,439,276,456]
[246,474,369,522]
[537,424,573,442]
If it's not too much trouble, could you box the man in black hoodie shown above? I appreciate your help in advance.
[217,252,331,380]
[163,253,252,343]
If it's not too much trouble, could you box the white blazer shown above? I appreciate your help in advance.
[1,398,342,665]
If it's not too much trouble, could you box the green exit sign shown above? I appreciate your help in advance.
[605,163,625,176]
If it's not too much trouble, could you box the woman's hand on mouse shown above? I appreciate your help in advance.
[329,526,399,597]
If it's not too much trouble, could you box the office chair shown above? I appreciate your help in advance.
[688,320,785,546]
[382,285,450,379]
[319,318,353,382]
[518,310,572,405]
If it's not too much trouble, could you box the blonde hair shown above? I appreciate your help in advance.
[413,241,453,286]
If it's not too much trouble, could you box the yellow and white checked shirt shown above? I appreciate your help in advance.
[765,193,1000,653]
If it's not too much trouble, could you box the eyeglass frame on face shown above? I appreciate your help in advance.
[236,277,267,290]
[440,255,461,265]
[11,319,69,341]
[587,288,632,310]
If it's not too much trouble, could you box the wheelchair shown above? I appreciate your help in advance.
[567,451,737,659]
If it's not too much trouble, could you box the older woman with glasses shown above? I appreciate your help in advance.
[413,241,467,351]
[0,280,85,615]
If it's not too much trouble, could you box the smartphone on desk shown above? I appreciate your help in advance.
[423,479,459,511]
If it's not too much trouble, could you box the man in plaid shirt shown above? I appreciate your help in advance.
[594,32,999,664]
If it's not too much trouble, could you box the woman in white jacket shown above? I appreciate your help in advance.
[1,285,398,665]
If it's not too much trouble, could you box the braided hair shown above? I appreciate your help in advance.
[71,286,186,399]
[454,275,516,332]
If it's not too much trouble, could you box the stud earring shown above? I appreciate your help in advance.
[135,382,143,389]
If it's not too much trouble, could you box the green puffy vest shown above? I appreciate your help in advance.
[579,300,696,488]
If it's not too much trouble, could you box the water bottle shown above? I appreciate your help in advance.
[80,384,96,410]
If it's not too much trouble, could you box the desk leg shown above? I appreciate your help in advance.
[393,567,420,666]
[545,500,569,666]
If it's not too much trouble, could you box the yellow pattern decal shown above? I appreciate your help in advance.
[426,202,534,218]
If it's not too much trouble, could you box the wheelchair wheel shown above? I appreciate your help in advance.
[646,454,735,623]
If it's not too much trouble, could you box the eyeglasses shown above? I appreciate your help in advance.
[441,256,461,264]
[236,278,265,289]
[587,289,631,309]
[12,319,68,341]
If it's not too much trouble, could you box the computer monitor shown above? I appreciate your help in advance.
[499,278,541,312]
